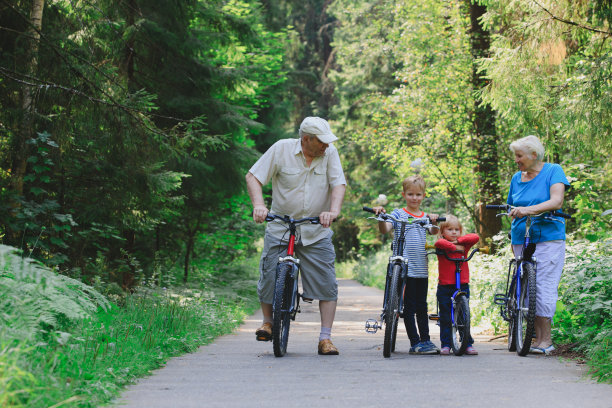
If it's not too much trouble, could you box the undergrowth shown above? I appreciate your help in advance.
[0,245,260,407]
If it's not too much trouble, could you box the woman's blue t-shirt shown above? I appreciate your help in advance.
[507,163,570,244]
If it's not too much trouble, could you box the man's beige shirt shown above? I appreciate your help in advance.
[249,138,346,246]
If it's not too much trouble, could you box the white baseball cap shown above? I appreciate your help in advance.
[299,117,338,144]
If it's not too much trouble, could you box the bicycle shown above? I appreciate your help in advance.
[363,206,444,358]
[434,246,487,356]
[264,213,321,357]
[486,204,571,356]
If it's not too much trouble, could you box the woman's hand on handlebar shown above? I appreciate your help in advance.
[508,206,530,219]
[252,205,269,224]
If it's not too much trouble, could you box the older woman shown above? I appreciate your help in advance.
[507,135,570,355]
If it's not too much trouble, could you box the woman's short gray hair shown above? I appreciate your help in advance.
[510,135,545,161]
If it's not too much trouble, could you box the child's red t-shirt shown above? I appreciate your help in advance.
[435,233,480,285]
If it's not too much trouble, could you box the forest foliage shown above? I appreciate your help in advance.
[0,1,611,404]
[2,0,608,287]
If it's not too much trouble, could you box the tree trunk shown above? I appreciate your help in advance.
[13,0,45,196]
[184,232,194,284]
[467,1,502,243]
[121,0,137,86]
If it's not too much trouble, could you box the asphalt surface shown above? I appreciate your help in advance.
[115,279,612,408]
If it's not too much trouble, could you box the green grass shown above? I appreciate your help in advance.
[0,246,261,407]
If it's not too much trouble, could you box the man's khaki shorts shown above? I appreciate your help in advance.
[257,231,338,304]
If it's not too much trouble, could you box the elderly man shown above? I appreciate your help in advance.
[246,116,346,355]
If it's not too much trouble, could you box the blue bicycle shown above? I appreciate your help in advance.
[486,204,571,356]
[435,246,487,355]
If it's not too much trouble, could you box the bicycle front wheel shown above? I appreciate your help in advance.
[515,262,536,356]
[383,264,401,358]
[451,294,470,356]
[507,264,517,352]
[272,263,294,357]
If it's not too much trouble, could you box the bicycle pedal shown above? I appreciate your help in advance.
[365,319,381,334]
[428,313,440,321]
[494,293,508,305]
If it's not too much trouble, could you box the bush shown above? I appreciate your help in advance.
[554,238,612,382]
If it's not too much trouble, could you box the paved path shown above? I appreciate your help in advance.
[115,279,612,408]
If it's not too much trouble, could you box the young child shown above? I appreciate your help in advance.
[434,215,480,355]
[373,175,440,355]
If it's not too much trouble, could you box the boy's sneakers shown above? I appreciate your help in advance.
[409,340,440,355]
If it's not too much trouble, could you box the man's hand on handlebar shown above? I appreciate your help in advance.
[252,205,269,224]
[319,211,338,228]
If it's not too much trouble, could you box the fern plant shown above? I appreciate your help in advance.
[0,245,109,341]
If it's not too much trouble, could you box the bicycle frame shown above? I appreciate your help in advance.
[277,220,301,319]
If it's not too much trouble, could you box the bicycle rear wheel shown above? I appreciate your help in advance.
[383,264,401,358]
[451,294,470,356]
[272,263,294,357]
[515,262,536,356]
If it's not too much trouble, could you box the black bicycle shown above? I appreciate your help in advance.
[435,246,487,355]
[265,213,321,357]
[363,207,443,358]
[486,204,571,356]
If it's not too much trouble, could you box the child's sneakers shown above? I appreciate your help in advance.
[465,346,478,355]
[440,346,451,355]
[409,340,440,355]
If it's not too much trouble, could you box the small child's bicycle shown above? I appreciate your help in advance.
[434,246,487,355]
[264,213,321,357]
[362,207,443,358]
[486,204,571,356]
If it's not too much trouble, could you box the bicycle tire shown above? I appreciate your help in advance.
[383,264,401,358]
[507,266,517,352]
[451,294,470,356]
[391,311,399,352]
[391,278,405,352]
[272,263,293,357]
[515,262,536,356]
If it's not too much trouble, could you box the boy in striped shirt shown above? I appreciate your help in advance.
[372,175,441,354]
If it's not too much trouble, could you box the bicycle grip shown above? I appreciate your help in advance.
[479,246,490,254]
[486,204,507,210]
[437,217,446,222]
[363,206,375,213]
[552,210,572,219]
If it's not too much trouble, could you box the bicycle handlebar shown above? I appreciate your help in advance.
[265,213,321,225]
[436,246,482,263]
[363,206,446,224]
[485,204,572,219]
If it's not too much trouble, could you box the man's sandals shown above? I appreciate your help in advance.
[255,322,272,341]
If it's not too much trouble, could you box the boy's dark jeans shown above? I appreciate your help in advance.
[436,283,473,348]
[403,277,430,346]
